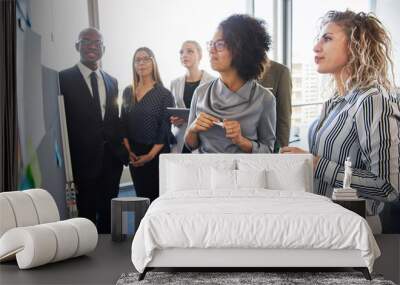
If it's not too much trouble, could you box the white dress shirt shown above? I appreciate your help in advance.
[77,62,106,119]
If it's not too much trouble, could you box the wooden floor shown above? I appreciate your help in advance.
[0,235,398,285]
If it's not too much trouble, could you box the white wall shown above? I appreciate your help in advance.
[98,0,247,93]
[29,0,89,71]
[375,0,400,87]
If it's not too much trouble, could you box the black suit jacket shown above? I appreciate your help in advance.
[59,65,128,183]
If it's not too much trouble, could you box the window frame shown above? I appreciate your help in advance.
[89,0,374,120]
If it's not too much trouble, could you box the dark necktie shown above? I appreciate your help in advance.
[90,72,102,121]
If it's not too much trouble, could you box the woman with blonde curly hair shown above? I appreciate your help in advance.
[281,10,400,233]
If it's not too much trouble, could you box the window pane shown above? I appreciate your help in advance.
[291,0,370,149]
[98,0,247,94]
[254,0,275,60]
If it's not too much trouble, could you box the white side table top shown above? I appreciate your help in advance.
[112,197,149,202]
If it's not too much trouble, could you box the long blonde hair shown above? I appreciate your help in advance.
[132,47,163,93]
[320,10,395,92]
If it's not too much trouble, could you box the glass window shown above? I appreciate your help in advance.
[98,0,247,94]
[254,0,275,60]
[291,0,370,148]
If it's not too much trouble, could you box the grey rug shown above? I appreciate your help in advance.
[116,271,396,285]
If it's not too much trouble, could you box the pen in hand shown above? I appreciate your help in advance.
[213,121,224,128]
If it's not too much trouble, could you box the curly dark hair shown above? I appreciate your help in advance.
[219,14,271,81]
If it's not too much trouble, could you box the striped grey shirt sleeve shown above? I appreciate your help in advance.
[315,90,400,202]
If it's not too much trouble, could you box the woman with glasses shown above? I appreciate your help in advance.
[184,14,276,153]
[121,47,174,202]
[170,40,214,153]
[281,10,400,233]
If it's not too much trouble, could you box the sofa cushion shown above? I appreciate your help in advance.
[0,192,39,228]
[24,189,60,223]
[0,196,17,237]
[0,189,60,238]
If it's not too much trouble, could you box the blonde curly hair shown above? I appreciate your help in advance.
[320,10,395,92]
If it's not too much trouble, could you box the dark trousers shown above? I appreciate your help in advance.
[128,143,168,203]
[76,146,123,234]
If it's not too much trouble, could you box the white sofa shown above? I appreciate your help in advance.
[0,189,97,269]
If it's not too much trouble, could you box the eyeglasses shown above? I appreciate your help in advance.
[78,39,103,48]
[134,56,153,64]
[206,40,227,52]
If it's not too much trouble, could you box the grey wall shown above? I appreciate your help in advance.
[38,66,68,218]
[29,0,89,71]
[16,0,90,218]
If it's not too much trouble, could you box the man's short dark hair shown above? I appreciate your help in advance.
[219,14,271,81]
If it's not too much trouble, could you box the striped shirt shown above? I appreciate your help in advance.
[309,84,400,216]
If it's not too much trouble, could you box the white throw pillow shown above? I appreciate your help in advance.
[167,161,235,192]
[237,158,309,192]
[236,169,267,189]
[167,162,210,191]
[265,164,307,191]
[211,168,236,190]
[211,169,268,190]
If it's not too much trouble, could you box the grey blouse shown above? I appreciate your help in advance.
[185,79,276,153]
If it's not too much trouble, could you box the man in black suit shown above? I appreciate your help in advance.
[59,28,127,233]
